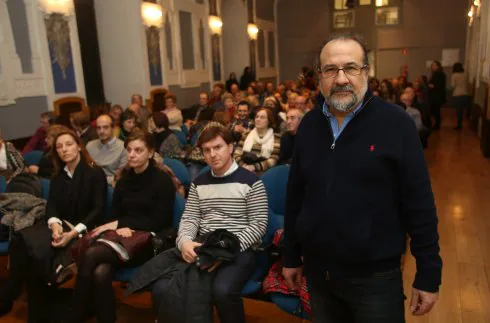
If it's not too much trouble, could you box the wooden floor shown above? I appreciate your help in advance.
[1,109,490,322]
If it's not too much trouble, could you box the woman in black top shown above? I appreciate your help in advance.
[67,128,176,323]
[0,129,107,320]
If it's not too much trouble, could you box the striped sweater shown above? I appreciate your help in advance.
[234,132,281,173]
[176,162,268,252]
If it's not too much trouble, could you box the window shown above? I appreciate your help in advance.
[360,0,371,5]
[375,0,390,7]
[333,10,355,28]
[375,7,399,25]
[334,0,348,10]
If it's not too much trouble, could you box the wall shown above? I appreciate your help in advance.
[276,0,468,82]
[276,0,331,81]
[222,0,249,79]
[0,97,48,140]
[169,82,210,110]
[0,0,86,140]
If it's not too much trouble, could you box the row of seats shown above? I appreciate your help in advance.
[0,164,308,318]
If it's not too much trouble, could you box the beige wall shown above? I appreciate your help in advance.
[277,0,468,82]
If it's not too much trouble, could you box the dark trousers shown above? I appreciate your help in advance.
[430,103,443,129]
[306,268,406,323]
[452,95,471,128]
[152,250,256,323]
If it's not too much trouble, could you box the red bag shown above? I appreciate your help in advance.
[72,230,152,263]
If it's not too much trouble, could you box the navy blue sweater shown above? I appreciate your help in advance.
[284,92,442,292]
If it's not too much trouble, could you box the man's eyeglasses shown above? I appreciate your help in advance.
[318,64,368,79]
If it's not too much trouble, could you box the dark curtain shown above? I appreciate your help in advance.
[74,0,106,107]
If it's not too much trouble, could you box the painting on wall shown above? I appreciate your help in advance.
[45,14,77,93]
[146,26,163,86]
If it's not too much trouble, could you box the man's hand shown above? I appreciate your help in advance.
[234,125,246,133]
[410,287,439,316]
[283,267,303,290]
[181,241,203,264]
[116,228,134,238]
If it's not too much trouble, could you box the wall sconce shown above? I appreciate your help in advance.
[38,0,74,80]
[209,15,223,35]
[473,0,480,6]
[38,0,74,16]
[468,6,474,18]
[141,2,165,28]
[247,23,259,40]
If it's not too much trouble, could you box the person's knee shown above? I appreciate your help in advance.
[212,281,240,303]
[93,264,112,285]
[151,279,170,305]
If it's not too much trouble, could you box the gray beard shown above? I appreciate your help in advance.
[326,83,368,113]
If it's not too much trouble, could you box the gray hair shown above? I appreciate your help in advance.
[316,32,369,70]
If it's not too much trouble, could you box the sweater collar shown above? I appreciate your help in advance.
[211,160,239,178]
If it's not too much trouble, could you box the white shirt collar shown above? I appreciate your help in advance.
[211,161,238,178]
[64,165,74,178]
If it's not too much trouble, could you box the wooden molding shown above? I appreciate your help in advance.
[53,96,89,116]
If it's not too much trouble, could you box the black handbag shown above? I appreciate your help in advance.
[151,227,177,255]
[242,151,266,164]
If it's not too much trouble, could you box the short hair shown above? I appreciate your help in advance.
[255,107,276,130]
[197,124,233,149]
[126,127,155,151]
[213,111,231,126]
[453,62,464,73]
[164,93,177,103]
[316,32,369,70]
[40,111,57,125]
[287,107,305,117]
[121,109,137,123]
[111,104,123,113]
[237,101,250,110]
[96,114,115,128]
[199,91,209,98]
[70,111,90,128]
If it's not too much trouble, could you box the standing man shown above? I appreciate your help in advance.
[283,33,442,322]
[86,115,127,185]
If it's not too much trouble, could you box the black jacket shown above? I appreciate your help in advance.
[284,91,442,293]
[127,230,240,323]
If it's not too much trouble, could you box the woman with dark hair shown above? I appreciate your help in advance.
[234,108,281,174]
[0,129,107,320]
[451,62,469,129]
[226,72,240,93]
[66,128,176,323]
[380,79,396,103]
[119,109,137,142]
[429,60,447,130]
[151,112,185,160]
[264,96,286,134]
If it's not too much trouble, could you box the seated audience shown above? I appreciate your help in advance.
[231,101,252,141]
[119,109,137,142]
[22,111,56,153]
[0,128,107,320]
[152,124,268,323]
[110,105,124,138]
[163,93,183,132]
[234,108,281,174]
[380,79,396,103]
[183,92,209,128]
[188,108,216,141]
[0,130,25,181]
[213,111,232,128]
[130,94,151,129]
[209,83,225,109]
[66,129,175,323]
[71,111,97,146]
[226,72,240,93]
[400,93,424,132]
[223,93,235,116]
[28,125,68,178]
[86,115,128,185]
[287,92,298,111]
[152,112,185,160]
[279,108,304,164]
[264,96,286,133]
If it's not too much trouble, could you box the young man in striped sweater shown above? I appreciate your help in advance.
[152,124,269,323]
